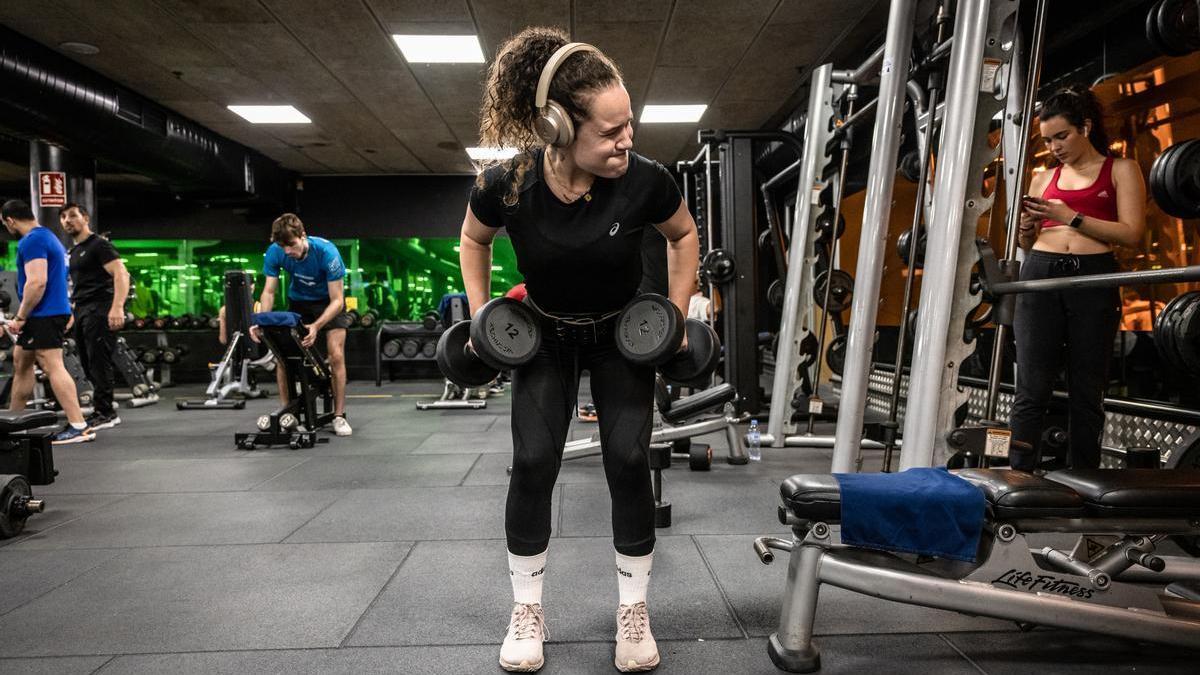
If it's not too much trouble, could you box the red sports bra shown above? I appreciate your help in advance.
[1040,155,1119,229]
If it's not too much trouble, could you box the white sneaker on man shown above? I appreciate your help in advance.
[615,602,659,672]
[499,602,547,672]
[332,415,352,436]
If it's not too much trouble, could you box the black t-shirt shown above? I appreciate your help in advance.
[68,234,120,306]
[469,149,682,314]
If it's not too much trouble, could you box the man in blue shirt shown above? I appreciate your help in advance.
[258,213,353,436]
[0,199,94,444]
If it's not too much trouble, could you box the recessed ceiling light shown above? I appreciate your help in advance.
[393,35,485,64]
[466,147,519,161]
[227,105,311,124]
[640,104,708,124]
[59,41,100,55]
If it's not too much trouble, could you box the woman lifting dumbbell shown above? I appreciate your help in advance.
[460,26,699,673]
[1013,85,1146,471]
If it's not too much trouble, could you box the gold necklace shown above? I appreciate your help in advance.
[546,153,592,203]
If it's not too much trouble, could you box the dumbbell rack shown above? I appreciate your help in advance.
[374,321,443,386]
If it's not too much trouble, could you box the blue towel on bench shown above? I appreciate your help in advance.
[251,311,302,327]
[833,468,986,562]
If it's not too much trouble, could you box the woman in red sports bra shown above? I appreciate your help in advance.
[1008,85,1146,472]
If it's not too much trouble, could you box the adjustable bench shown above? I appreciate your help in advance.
[757,469,1200,672]
[0,410,60,537]
[233,317,334,450]
[560,379,748,464]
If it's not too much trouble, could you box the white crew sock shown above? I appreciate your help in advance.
[615,550,653,605]
[508,549,548,605]
[71,422,87,430]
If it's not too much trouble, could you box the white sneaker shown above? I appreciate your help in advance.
[499,602,547,672]
[332,415,352,436]
[615,602,659,672]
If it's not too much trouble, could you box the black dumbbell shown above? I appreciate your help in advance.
[152,317,169,330]
[615,294,720,384]
[381,338,402,359]
[421,311,440,331]
[207,315,221,329]
[140,348,161,365]
[400,339,420,358]
[132,317,148,330]
[420,339,436,359]
[435,297,541,388]
[359,309,379,328]
[345,309,361,327]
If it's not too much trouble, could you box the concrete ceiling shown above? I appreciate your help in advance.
[0,0,887,176]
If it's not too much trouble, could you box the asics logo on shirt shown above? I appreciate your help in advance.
[609,222,621,236]
[1098,190,1110,198]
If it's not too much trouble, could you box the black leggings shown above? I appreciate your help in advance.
[1009,250,1120,470]
[506,327,657,557]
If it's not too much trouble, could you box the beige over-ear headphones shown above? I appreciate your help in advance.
[534,42,598,147]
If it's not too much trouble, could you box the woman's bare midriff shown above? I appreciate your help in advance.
[1032,226,1111,255]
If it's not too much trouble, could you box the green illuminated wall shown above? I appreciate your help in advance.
[1,237,522,321]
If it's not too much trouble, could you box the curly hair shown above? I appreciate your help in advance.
[476,26,623,207]
[1040,84,1110,157]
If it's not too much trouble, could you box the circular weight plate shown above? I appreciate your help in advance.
[767,279,785,310]
[279,413,299,430]
[813,269,854,313]
[1161,140,1194,218]
[617,295,684,364]
[1149,142,1177,214]
[815,212,846,243]
[701,249,737,284]
[1174,291,1200,374]
[0,474,32,538]
[661,319,720,384]
[381,339,402,359]
[1156,292,1188,371]
[758,229,773,253]
[689,443,713,471]
[898,149,922,183]
[420,340,437,359]
[1169,140,1200,218]
[826,334,847,376]
[470,297,541,369]
[1158,0,1199,56]
[436,320,499,388]
[1147,0,1174,55]
[896,228,926,269]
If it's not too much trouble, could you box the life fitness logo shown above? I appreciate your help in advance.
[38,172,67,207]
[992,568,1095,599]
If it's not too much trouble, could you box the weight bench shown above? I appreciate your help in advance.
[0,409,60,538]
[561,379,748,464]
[756,468,1200,672]
[234,314,334,450]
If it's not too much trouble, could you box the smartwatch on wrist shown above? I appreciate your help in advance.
[1068,212,1084,229]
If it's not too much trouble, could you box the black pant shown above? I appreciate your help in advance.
[1010,251,1120,470]
[506,316,657,557]
[73,301,117,417]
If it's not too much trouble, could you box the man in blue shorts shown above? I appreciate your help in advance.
[1,199,94,444]
[257,213,353,436]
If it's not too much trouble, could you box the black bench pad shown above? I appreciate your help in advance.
[957,469,1085,519]
[780,470,1085,523]
[0,410,60,433]
[1045,469,1200,517]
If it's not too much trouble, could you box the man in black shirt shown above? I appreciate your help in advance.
[61,203,130,430]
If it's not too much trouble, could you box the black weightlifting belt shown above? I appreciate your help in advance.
[525,297,620,347]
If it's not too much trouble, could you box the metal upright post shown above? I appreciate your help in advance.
[984,0,1048,421]
[829,0,918,473]
[899,0,994,470]
[765,64,838,446]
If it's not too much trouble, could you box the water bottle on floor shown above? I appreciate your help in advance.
[748,419,762,462]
